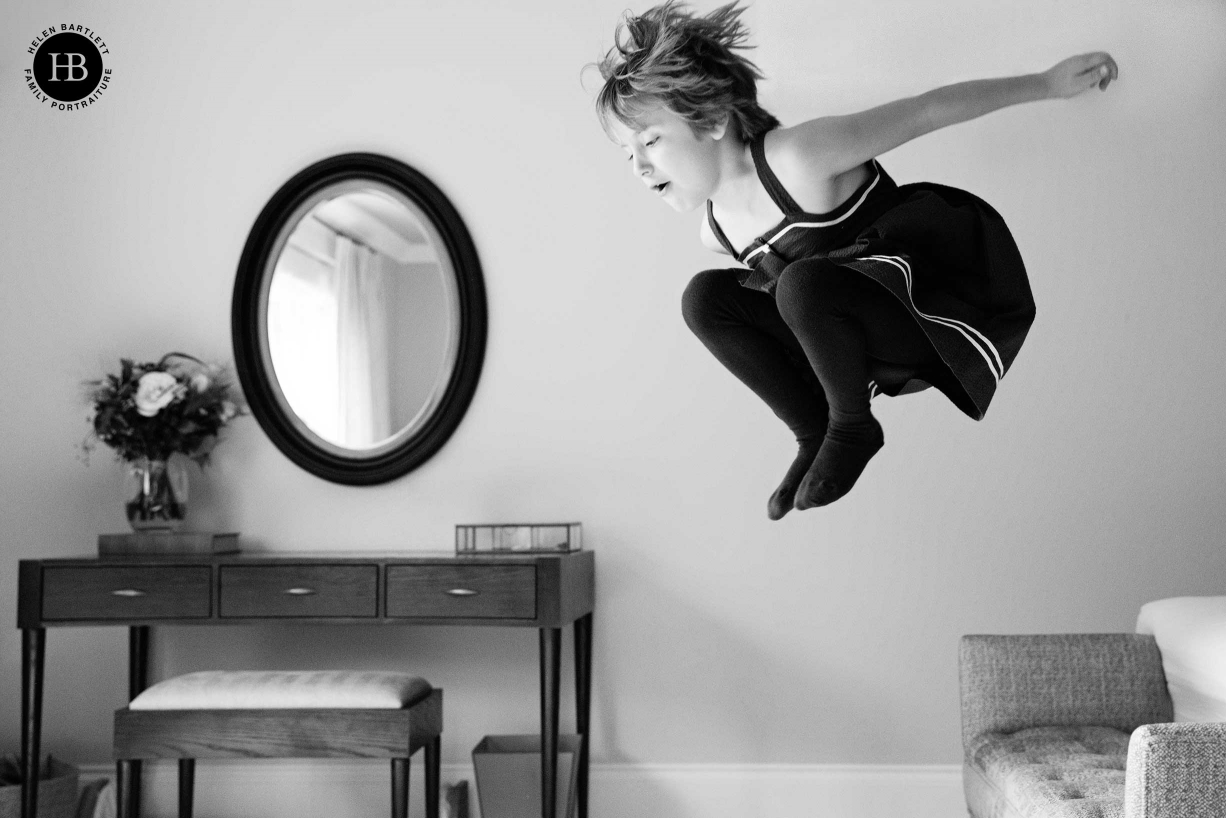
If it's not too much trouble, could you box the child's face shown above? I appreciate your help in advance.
[611,105,726,213]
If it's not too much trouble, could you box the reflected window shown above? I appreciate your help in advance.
[267,252,341,441]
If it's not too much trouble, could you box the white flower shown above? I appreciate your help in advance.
[134,371,181,417]
[220,400,238,421]
[190,373,211,392]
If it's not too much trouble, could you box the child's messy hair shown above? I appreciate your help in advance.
[594,1,780,142]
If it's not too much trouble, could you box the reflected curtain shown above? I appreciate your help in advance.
[334,236,393,447]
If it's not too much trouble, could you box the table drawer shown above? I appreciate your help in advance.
[387,565,536,619]
[220,565,378,618]
[42,566,211,621]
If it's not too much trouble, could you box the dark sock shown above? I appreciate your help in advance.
[768,435,823,521]
[794,415,884,509]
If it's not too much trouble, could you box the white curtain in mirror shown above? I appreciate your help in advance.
[335,236,392,447]
[268,234,394,449]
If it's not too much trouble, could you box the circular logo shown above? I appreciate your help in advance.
[24,25,112,111]
[32,32,103,101]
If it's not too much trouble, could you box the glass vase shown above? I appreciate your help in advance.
[124,456,188,532]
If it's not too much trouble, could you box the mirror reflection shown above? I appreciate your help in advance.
[263,184,458,454]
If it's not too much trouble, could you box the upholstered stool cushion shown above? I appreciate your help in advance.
[964,725,1129,818]
[129,671,432,710]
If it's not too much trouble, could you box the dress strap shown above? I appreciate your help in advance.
[750,132,804,214]
[705,200,741,257]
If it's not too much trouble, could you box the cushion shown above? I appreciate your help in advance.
[965,725,1129,818]
[128,671,431,710]
[1136,596,1226,722]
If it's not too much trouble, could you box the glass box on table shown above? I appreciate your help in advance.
[455,523,581,554]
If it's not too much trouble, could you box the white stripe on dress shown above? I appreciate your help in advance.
[859,254,1005,383]
[743,162,883,263]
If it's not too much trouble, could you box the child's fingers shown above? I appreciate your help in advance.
[1056,52,1118,96]
[1077,53,1117,92]
[1099,54,1117,81]
[1096,54,1117,78]
[1096,55,1118,90]
[1076,64,1106,92]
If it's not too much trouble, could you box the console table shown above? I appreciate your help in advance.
[17,550,594,818]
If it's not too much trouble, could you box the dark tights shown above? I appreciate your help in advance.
[681,260,943,516]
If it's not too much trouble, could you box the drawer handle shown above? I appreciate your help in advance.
[284,587,317,596]
[111,589,146,598]
[445,588,479,597]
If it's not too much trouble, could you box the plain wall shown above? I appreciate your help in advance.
[1,0,1224,770]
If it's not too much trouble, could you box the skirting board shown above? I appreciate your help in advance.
[80,760,965,818]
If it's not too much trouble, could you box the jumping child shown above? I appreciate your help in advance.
[593,1,1117,518]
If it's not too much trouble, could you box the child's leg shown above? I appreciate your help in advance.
[773,259,941,508]
[681,269,829,519]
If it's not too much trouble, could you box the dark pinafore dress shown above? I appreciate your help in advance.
[705,132,1036,421]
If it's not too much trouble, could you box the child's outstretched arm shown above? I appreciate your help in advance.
[780,52,1119,178]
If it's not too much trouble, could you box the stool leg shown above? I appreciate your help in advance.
[116,760,137,818]
[178,759,195,818]
[425,736,441,818]
[391,758,409,818]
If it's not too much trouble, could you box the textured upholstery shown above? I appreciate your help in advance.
[957,633,1226,818]
[129,671,432,710]
[959,634,1172,749]
[964,726,1128,818]
[1124,722,1226,817]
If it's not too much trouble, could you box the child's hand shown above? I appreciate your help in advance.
[1043,52,1118,99]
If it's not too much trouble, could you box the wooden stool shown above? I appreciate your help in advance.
[113,671,442,818]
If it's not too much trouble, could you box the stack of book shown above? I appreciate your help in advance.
[97,531,240,557]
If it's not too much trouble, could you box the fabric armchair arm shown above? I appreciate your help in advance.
[959,634,1174,749]
[1125,722,1226,818]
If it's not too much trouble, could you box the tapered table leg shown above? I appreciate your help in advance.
[128,626,151,817]
[540,627,561,818]
[21,628,45,818]
[117,760,137,818]
[129,626,150,698]
[424,735,441,818]
[391,758,409,818]
[574,613,592,818]
[178,759,195,818]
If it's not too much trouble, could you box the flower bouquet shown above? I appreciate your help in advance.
[84,352,244,530]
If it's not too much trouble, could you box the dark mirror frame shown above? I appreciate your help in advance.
[232,152,486,485]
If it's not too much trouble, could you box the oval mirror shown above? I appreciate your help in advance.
[232,153,486,484]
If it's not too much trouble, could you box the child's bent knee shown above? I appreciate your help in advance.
[681,268,744,329]
[774,260,859,324]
